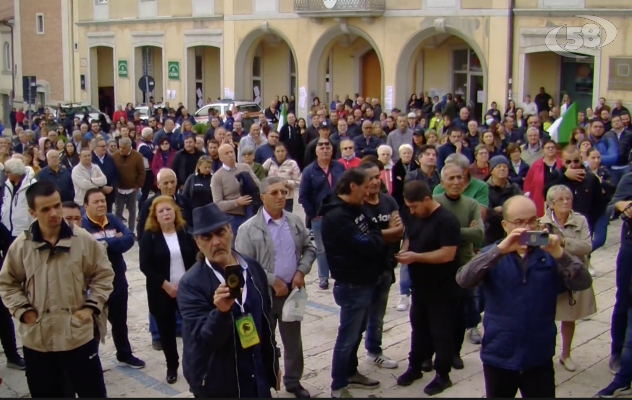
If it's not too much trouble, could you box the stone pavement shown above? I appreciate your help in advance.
[0,204,627,398]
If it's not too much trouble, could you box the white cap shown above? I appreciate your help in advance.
[407,112,416,118]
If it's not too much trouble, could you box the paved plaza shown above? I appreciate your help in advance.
[0,205,627,398]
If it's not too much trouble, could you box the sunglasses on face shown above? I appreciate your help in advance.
[564,158,581,165]
[317,142,331,147]
[342,146,353,150]
[266,189,289,196]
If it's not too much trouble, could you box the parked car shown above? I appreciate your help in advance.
[194,100,262,124]
[59,103,112,124]
[135,104,165,122]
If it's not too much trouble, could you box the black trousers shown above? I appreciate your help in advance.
[139,170,154,208]
[408,289,459,376]
[0,298,19,360]
[105,189,116,214]
[426,296,465,359]
[483,362,555,398]
[154,297,180,370]
[107,287,133,361]
[23,338,107,398]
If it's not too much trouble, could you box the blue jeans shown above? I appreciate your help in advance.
[399,264,412,296]
[612,246,632,356]
[610,166,631,187]
[331,282,374,390]
[312,218,329,281]
[464,286,482,329]
[229,214,247,247]
[284,198,294,213]
[592,213,609,252]
[149,312,182,341]
[613,304,632,387]
[365,271,392,355]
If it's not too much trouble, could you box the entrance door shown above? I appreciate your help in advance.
[560,58,594,113]
[361,50,382,100]
[469,75,484,124]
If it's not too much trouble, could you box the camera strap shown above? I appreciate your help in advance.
[209,262,248,314]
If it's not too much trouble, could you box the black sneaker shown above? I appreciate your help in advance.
[319,279,329,290]
[424,375,452,396]
[396,368,422,387]
[421,358,433,372]
[6,355,25,370]
[152,339,163,351]
[452,355,464,370]
[118,355,146,369]
[166,368,177,384]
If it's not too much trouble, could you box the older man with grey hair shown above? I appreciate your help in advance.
[235,176,315,398]
[1,158,36,240]
[112,137,145,233]
[36,149,75,202]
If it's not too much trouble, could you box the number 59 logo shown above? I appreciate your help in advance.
[545,15,617,59]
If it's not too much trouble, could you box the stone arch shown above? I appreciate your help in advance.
[234,24,299,101]
[306,24,384,116]
[394,25,489,113]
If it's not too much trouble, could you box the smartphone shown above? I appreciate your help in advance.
[224,264,243,299]
[518,231,550,247]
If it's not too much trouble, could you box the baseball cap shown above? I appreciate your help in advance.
[407,112,417,119]
[318,121,330,130]
[413,127,425,136]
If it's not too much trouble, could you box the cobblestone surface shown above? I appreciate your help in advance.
[0,205,626,398]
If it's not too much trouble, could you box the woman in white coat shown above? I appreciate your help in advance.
[1,158,37,240]
[262,143,301,212]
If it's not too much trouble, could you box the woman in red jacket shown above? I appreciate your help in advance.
[151,137,176,185]
[523,139,561,216]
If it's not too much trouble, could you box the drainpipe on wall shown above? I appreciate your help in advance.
[506,0,515,103]
[1,17,15,105]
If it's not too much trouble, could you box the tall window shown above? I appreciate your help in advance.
[252,47,262,104]
[36,14,44,34]
[452,48,484,121]
[3,42,10,71]
[289,50,296,99]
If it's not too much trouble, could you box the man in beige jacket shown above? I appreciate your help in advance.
[0,180,114,398]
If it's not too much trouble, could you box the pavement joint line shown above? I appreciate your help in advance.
[307,300,339,314]
[115,365,182,396]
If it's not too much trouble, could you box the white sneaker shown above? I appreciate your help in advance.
[366,353,398,369]
[396,295,410,312]
[589,266,597,277]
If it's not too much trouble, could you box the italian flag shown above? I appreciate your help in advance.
[277,103,287,132]
[549,102,577,143]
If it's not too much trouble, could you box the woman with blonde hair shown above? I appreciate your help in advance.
[372,120,387,144]
[139,196,198,384]
[539,185,596,372]
[425,129,438,146]
[182,156,213,209]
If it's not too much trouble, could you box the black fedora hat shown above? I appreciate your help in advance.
[189,203,233,235]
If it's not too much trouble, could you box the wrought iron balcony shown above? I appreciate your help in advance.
[294,0,386,18]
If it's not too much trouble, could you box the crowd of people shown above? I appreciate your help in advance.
[0,90,629,398]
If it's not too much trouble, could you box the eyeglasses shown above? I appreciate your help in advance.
[342,146,354,150]
[564,158,581,165]
[266,189,289,196]
[505,217,538,228]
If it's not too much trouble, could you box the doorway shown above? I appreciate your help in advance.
[361,49,382,100]
[560,57,594,114]
[452,48,485,122]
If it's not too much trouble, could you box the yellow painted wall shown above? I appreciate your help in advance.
[77,0,93,21]
[97,47,114,87]
[586,0,631,8]
[524,52,560,103]
[233,0,252,14]
[204,46,221,101]
[385,0,421,10]
[158,0,193,17]
[261,41,290,107]
[109,0,138,19]
[330,42,355,100]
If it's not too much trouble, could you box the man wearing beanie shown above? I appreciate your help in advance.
[485,155,523,246]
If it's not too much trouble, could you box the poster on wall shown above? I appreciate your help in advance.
[575,63,594,94]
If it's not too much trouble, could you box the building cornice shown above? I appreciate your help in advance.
[75,15,223,26]
[513,8,632,17]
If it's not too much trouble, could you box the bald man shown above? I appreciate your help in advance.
[211,143,261,236]
[456,195,591,398]
[136,168,192,240]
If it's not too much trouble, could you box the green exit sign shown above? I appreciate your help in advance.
[168,61,180,80]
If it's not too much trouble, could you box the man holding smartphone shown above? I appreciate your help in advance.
[177,203,280,398]
[456,195,591,398]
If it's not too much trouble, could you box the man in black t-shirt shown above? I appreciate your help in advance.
[395,180,461,396]
[360,161,404,370]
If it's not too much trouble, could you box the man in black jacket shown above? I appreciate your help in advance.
[544,145,605,230]
[177,203,279,398]
[320,167,384,398]
[170,136,204,189]
[279,113,304,169]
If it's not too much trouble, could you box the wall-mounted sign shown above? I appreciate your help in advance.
[118,60,128,78]
[168,61,180,80]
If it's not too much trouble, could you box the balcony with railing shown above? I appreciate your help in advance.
[294,0,386,18]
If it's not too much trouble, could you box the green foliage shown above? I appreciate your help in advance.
[193,123,209,135]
